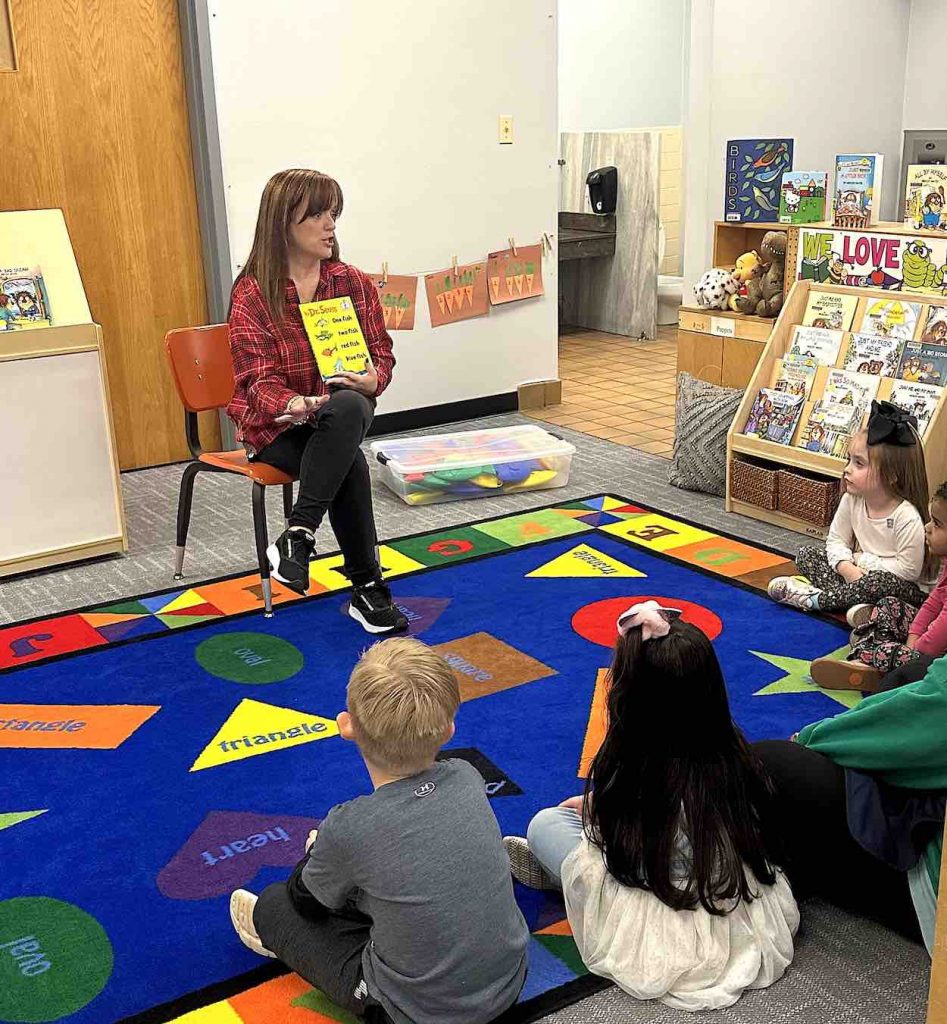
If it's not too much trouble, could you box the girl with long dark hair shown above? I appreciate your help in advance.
[503,602,798,1011]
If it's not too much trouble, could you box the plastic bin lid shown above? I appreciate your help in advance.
[369,424,576,474]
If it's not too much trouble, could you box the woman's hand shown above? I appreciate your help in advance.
[837,560,865,583]
[275,395,329,424]
[325,362,378,397]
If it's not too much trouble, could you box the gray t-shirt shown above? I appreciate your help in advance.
[302,758,529,1024]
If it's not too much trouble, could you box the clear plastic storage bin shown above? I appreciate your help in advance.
[370,424,577,505]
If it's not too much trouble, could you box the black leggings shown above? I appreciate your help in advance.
[254,389,378,586]
[752,740,922,944]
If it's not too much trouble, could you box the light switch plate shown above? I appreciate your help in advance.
[498,115,513,144]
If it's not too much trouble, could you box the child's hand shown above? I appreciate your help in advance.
[837,561,865,583]
[305,829,319,852]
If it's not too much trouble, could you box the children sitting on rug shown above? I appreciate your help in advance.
[228,637,529,1024]
[810,480,947,693]
[768,401,933,616]
[502,602,798,1012]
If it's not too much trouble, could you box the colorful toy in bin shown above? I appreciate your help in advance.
[370,425,576,506]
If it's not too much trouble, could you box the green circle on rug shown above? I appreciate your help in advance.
[196,632,304,683]
[0,897,113,1022]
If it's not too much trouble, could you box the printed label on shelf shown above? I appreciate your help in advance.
[711,316,736,338]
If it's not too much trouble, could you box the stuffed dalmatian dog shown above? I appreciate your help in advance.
[693,268,738,310]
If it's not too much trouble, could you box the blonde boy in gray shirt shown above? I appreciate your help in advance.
[229,637,529,1024]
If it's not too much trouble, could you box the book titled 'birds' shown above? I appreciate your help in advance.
[724,139,794,222]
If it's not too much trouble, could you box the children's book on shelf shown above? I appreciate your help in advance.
[743,387,805,445]
[0,266,52,330]
[920,304,947,344]
[299,296,372,378]
[801,290,858,332]
[888,379,942,438]
[896,341,947,386]
[797,401,862,458]
[724,138,794,223]
[774,354,818,398]
[843,332,905,377]
[778,171,828,224]
[789,325,845,364]
[903,164,947,231]
[832,154,884,228]
[858,298,921,340]
[823,367,880,417]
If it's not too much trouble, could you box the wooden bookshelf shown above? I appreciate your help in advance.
[725,279,947,536]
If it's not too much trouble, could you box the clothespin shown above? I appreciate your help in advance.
[542,232,553,256]
[451,255,458,279]
[508,237,518,257]
[381,261,389,287]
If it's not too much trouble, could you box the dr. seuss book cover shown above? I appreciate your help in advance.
[0,266,52,330]
[299,296,372,378]
[778,171,828,224]
[797,400,862,457]
[888,380,941,438]
[904,165,947,231]
[743,387,805,445]
[823,367,880,416]
[724,139,793,223]
[789,325,845,365]
[843,332,905,377]
[896,341,947,386]
[774,354,818,399]
[858,298,921,340]
[920,305,947,344]
[801,290,858,332]
[833,154,884,228]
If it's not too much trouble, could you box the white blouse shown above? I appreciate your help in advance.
[560,837,799,1012]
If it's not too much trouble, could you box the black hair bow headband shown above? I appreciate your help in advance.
[867,400,918,447]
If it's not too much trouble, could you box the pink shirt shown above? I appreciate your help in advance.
[910,563,947,658]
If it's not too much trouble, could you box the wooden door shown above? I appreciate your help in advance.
[0,0,219,468]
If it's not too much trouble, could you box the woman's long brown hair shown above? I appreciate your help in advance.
[232,169,344,321]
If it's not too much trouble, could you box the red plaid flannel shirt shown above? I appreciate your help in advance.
[227,261,395,453]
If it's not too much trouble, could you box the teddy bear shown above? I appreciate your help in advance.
[693,268,738,310]
[729,231,787,317]
[727,250,762,313]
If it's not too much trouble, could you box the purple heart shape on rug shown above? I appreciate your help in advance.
[157,810,321,900]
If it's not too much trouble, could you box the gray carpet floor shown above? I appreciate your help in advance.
[0,413,932,1022]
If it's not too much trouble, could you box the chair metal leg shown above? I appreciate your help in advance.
[282,481,294,521]
[174,462,203,580]
[252,482,274,617]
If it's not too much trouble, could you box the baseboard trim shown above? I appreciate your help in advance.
[368,392,518,436]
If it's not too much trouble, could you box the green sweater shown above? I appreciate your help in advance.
[798,657,947,899]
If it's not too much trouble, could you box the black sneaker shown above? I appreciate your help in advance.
[348,579,408,634]
[266,528,315,595]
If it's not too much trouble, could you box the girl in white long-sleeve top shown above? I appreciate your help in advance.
[768,400,933,613]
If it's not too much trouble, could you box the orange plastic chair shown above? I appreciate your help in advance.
[164,324,296,616]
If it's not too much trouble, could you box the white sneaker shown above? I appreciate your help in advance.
[502,836,559,891]
[846,604,873,628]
[767,575,821,610]
[229,889,276,958]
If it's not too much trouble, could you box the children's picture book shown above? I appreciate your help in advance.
[743,387,805,445]
[843,332,905,377]
[823,367,880,416]
[920,305,947,344]
[299,296,372,378]
[371,273,418,331]
[724,138,794,223]
[888,379,942,438]
[896,341,947,386]
[774,354,818,399]
[789,325,845,365]
[801,290,858,332]
[858,298,921,340]
[0,266,52,330]
[833,154,884,228]
[797,401,862,458]
[778,171,828,224]
[903,164,947,232]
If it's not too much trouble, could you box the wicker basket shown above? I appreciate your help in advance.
[729,457,779,510]
[777,468,841,527]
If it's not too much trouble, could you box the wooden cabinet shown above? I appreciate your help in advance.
[676,306,770,389]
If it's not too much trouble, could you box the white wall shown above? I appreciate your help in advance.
[207,0,558,415]
[683,0,910,297]
[904,0,947,130]
[558,0,684,132]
